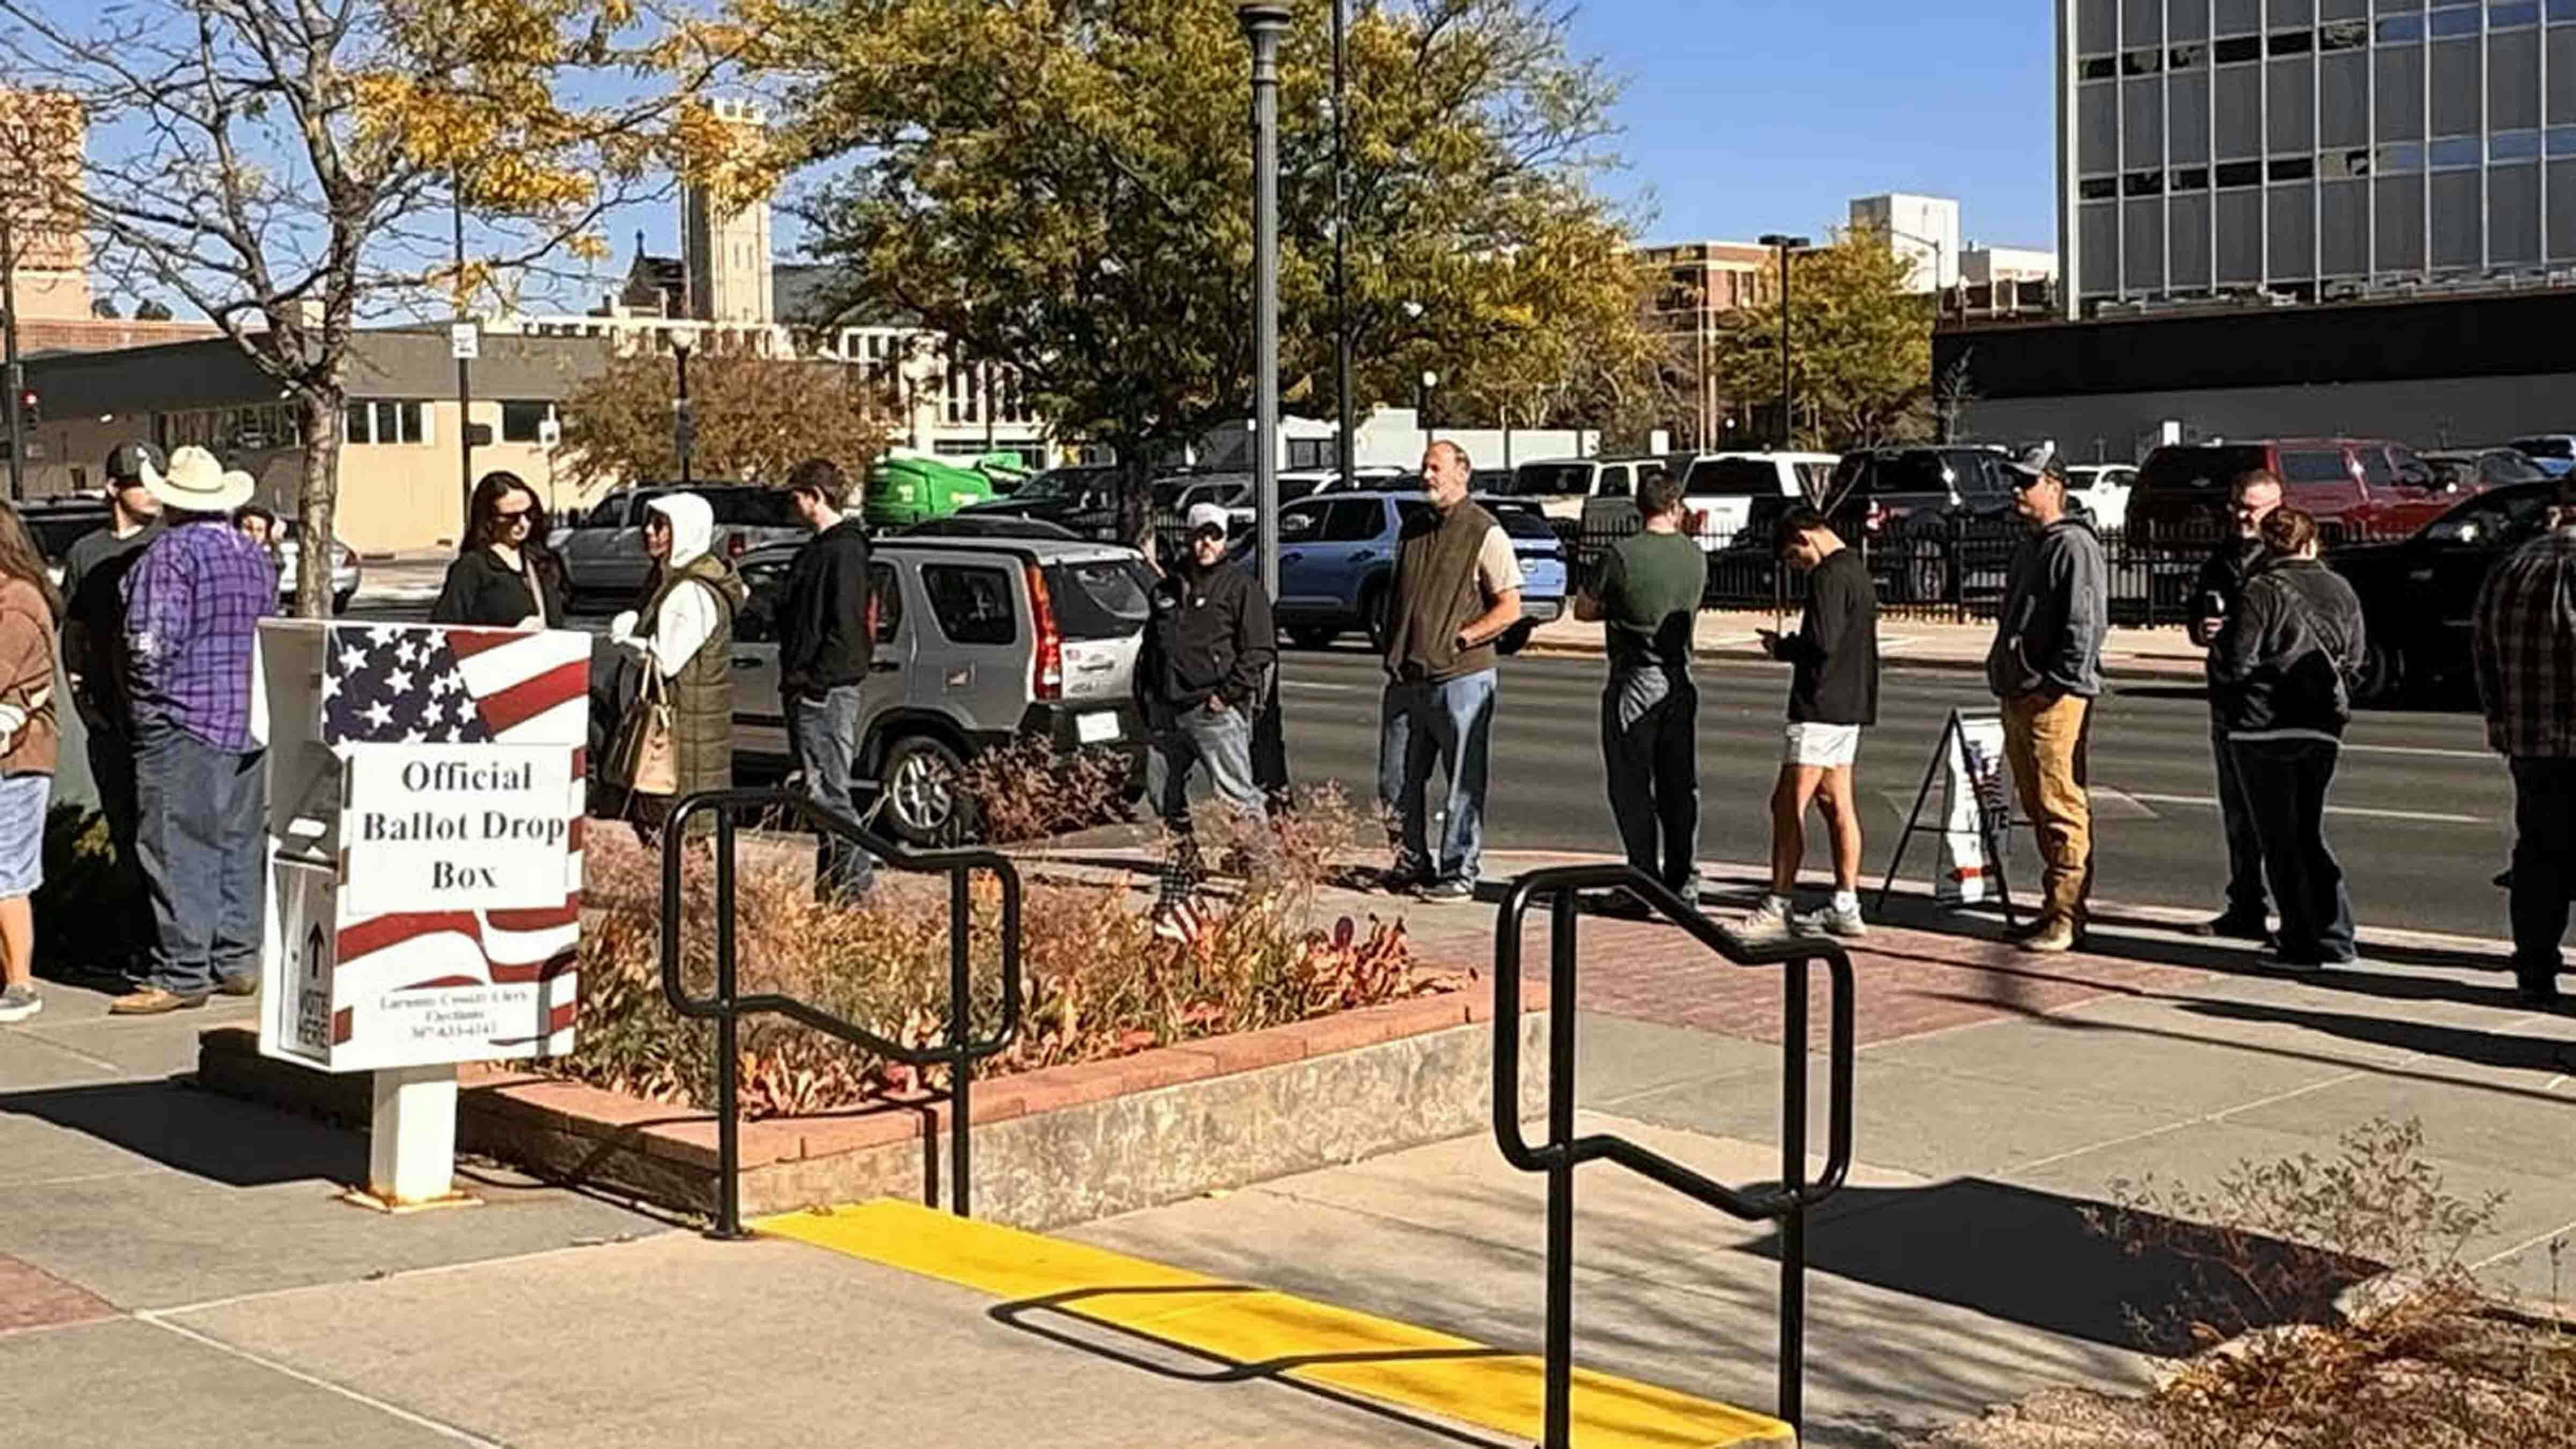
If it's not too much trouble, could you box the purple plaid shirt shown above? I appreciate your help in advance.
[122,521,275,751]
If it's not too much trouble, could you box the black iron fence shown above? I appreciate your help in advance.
[1557,509,2414,626]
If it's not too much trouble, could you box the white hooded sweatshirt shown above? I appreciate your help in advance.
[610,493,720,679]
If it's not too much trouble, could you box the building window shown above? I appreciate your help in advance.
[2324,147,2375,177]
[2493,0,2541,20]
[2377,140,2427,170]
[2320,18,2371,46]
[2429,134,2483,165]
[2269,155,2317,179]
[2551,0,2576,19]
[500,400,553,443]
[2170,41,2208,67]
[2125,170,2166,194]
[2124,46,2164,72]
[346,400,429,446]
[2080,55,2117,79]
[2428,2,2482,32]
[2269,27,2316,51]
[2216,159,2266,186]
[2377,12,2426,37]
[2080,175,2119,199]
[2214,34,2265,61]
[2548,125,2576,154]
[2493,127,2544,158]
[2172,165,2213,188]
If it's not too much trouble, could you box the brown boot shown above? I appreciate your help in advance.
[108,986,211,1016]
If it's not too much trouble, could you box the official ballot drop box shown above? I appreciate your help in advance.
[255,620,591,1073]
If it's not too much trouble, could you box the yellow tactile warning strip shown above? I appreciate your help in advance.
[758,1198,1795,1448]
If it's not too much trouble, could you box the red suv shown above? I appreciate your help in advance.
[2127,438,2455,547]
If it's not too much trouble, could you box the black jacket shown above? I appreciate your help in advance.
[1782,547,1879,726]
[778,517,874,696]
[2211,557,2369,738]
[1138,559,1275,717]
[429,547,566,630]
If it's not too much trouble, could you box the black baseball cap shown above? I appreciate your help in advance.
[104,442,165,488]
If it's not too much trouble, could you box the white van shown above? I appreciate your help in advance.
[1580,451,1838,550]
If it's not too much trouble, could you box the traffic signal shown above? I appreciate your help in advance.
[16,390,34,425]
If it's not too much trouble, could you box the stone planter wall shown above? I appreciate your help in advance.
[198,981,1549,1230]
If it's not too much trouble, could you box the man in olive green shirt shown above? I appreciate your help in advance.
[1576,469,1707,909]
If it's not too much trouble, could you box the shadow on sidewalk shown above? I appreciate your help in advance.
[2179,998,2576,1077]
[0,1079,367,1187]
[1747,1176,2379,1356]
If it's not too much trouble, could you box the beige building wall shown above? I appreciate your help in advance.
[16,398,580,555]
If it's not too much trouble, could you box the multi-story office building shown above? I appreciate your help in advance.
[2060,0,2576,317]
[1850,193,1963,291]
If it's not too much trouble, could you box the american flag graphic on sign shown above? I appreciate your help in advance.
[322,625,591,1056]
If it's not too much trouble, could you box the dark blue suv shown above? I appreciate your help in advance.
[1250,491,1569,650]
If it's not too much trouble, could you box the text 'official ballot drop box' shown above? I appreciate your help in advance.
[254,620,590,1205]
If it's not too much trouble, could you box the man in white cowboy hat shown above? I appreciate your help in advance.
[109,445,277,1014]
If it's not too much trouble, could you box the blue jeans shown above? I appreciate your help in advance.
[1147,700,1267,833]
[787,685,879,900]
[134,724,267,995]
[1379,669,1497,885]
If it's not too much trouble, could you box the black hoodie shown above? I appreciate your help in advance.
[2211,556,2369,738]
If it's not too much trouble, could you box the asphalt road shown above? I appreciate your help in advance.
[345,590,2516,942]
[1267,643,2516,942]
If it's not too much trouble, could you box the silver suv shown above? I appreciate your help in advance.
[729,533,1154,844]
[553,483,804,612]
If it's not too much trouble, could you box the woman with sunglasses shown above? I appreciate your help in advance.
[431,471,567,629]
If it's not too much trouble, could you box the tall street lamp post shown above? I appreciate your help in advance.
[1240,4,1290,600]
[1332,0,1355,494]
[1758,234,1808,450]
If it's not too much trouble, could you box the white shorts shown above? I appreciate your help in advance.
[1783,722,1861,769]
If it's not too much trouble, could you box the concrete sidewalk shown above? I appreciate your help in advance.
[5,852,2568,1448]
[1524,609,2208,682]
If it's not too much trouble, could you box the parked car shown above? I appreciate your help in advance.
[1260,491,1568,650]
[1504,455,1658,519]
[901,514,1083,541]
[275,532,363,613]
[2326,478,2562,702]
[2507,435,2576,477]
[2065,463,2138,530]
[552,482,799,612]
[957,464,1125,539]
[726,534,1155,844]
[2127,439,2448,546]
[1580,451,1838,553]
[20,496,358,612]
[2423,448,2550,495]
[862,452,1001,531]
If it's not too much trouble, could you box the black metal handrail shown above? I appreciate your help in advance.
[658,788,1023,1237]
[1493,865,1856,1443]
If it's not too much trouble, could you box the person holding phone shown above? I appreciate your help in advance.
[1744,508,1879,940]
[2187,469,2283,942]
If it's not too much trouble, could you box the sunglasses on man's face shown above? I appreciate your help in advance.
[1192,525,1227,542]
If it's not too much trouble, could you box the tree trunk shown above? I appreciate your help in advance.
[294,386,342,618]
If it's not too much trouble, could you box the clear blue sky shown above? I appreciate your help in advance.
[1589,0,2057,252]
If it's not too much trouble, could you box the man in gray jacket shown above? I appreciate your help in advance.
[1985,446,2109,953]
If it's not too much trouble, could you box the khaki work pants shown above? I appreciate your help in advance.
[2002,690,2095,928]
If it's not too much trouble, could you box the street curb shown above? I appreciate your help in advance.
[1516,636,2208,684]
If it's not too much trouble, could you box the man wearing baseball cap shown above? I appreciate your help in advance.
[58,442,164,976]
[1985,444,2109,953]
[1135,501,1275,936]
[109,445,276,1013]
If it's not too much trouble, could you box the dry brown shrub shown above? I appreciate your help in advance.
[2078,1118,2576,1449]
[950,736,1131,845]
[560,817,1448,1119]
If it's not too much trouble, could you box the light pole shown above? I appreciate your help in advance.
[1240,3,1290,601]
[1331,0,1355,494]
[1758,234,1808,450]
[671,339,694,486]
[1418,369,1439,441]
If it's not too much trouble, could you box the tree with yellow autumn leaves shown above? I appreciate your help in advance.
[0,0,773,613]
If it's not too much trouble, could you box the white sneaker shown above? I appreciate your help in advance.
[0,983,40,1022]
[1793,900,1869,940]
[1736,898,1795,942]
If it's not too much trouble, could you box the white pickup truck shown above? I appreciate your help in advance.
[1576,451,1839,550]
